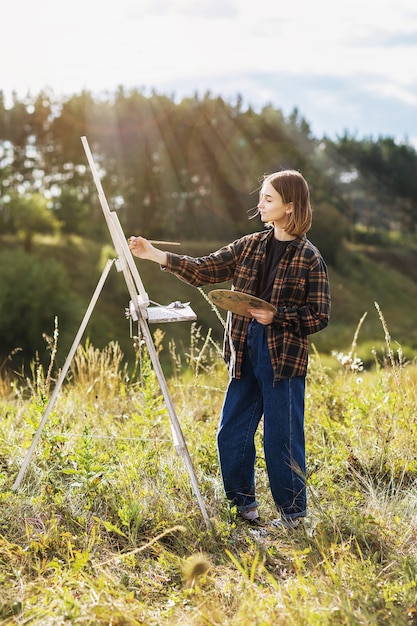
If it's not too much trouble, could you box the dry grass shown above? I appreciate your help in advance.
[1,315,417,625]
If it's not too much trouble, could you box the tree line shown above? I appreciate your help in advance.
[2,88,417,246]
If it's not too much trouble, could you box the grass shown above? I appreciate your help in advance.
[1,310,417,624]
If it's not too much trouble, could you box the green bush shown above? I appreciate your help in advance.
[0,250,77,365]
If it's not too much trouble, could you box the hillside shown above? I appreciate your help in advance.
[1,234,417,372]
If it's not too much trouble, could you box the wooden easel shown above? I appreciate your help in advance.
[12,136,212,531]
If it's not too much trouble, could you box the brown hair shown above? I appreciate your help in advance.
[262,170,312,237]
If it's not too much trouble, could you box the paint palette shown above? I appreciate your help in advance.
[207,289,275,317]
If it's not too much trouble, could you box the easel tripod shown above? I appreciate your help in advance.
[12,136,212,531]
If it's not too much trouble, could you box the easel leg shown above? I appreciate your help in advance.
[12,259,115,491]
[139,317,212,530]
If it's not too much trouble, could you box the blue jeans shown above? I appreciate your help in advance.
[217,320,306,520]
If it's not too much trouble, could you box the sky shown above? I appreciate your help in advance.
[3,0,417,145]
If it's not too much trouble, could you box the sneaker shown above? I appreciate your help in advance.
[239,507,261,522]
[238,507,267,528]
[245,516,267,528]
[270,517,303,530]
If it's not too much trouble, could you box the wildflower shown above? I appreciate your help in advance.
[332,351,364,373]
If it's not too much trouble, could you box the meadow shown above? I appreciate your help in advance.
[1,307,417,625]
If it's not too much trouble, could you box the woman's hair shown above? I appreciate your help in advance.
[262,169,312,237]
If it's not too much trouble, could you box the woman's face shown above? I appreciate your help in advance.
[257,182,292,227]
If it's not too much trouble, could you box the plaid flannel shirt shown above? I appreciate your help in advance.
[163,228,330,381]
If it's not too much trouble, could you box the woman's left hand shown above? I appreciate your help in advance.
[247,308,275,325]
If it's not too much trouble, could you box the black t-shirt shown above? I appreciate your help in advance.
[256,237,289,302]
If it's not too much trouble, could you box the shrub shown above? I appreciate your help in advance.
[0,250,77,366]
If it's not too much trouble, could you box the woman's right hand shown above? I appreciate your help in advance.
[128,236,152,258]
[128,236,168,265]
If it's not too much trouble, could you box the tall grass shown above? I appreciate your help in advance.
[0,308,417,624]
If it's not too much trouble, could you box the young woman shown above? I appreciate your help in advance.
[129,169,330,529]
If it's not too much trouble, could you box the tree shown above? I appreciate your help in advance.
[329,134,417,234]
[9,192,61,251]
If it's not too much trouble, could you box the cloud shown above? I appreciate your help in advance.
[2,0,417,144]
[367,30,417,47]
[363,80,417,106]
[125,0,238,19]
[236,72,417,142]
